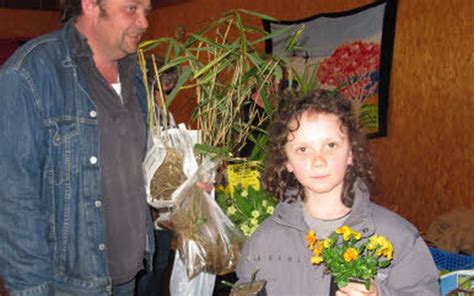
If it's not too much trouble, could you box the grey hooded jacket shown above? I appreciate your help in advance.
[236,183,440,296]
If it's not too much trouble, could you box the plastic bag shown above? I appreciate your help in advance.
[170,249,216,296]
[171,159,246,279]
[143,124,199,209]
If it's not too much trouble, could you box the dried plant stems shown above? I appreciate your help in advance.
[139,9,293,159]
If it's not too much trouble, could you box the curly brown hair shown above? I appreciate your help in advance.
[263,90,374,207]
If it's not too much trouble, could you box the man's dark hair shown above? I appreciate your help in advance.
[60,0,105,23]
[60,0,81,23]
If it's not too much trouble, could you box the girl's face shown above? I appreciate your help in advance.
[284,111,353,201]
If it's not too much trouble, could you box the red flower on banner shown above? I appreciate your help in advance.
[317,41,380,103]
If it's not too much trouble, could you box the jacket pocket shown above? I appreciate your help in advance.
[45,116,81,146]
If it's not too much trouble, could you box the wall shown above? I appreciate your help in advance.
[146,0,474,232]
[370,0,474,231]
[0,8,60,39]
[0,1,472,232]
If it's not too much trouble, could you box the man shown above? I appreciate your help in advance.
[0,0,153,295]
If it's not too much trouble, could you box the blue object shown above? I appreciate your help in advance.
[429,247,474,271]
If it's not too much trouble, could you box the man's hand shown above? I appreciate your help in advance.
[196,182,213,193]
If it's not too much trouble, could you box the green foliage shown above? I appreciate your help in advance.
[307,226,394,290]
[139,10,298,160]
[216,184,277,237]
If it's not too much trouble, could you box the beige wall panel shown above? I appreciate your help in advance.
[369,0,474,231]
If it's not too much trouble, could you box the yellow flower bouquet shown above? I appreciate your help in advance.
[306,225,394,290]
[216,184,277,238]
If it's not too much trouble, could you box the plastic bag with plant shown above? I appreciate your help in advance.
[171,159,246,279]
[143,124,199,209]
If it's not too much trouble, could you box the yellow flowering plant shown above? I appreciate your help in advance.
[216,184,277,238]
[307,225,394,290]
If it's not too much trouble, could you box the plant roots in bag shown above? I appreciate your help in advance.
[150,147,186,201]
[171,179,245,279]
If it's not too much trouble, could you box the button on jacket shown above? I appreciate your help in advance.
[0,20,154,296]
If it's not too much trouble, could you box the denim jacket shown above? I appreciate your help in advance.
[0,20,154,295]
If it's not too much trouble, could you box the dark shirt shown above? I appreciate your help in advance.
[73,28,148,284]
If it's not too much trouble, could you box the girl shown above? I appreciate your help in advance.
[236,90,440,295]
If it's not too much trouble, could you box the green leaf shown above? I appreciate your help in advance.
[337,277,349,288]
[192,44,236,79]
[193,143,231,158]
[248,133,268,161]
[251,25,295,45]
[189,33,229,50]
[234,194,253,217]
[139,37,174,51]
[364,279,371,291]
[378,260,391,268]
[284,25,305,52]
[236,9,279,22]
[161,55,194,71]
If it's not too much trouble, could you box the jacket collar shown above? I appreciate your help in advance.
[344,180,376,237]
[59,19,77,68]
[271,179,376,237]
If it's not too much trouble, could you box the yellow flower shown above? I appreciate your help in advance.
[240,223,251,236]
[367,235,382,250]
[343,247,359,262]
[383,248,393,260]
[250,218,259,226]
[313,241,324,256]
[367,237,377,250]
[215,184,225,192]
[262,200,268,207]
[241,190,249,198]
[311,255,324,264]
[375,249,383,257]
[336,225,353,241]
[353,231,362,240]
[306,225,395,282]
[226,206,237,216]
[266,206,274,215]
[335,225,349,234]
[251,210,260,218]
[367,235,393,259]
[306,230,317,249]
[323,238,333,248]
[381,241,394,260]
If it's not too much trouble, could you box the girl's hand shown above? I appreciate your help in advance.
[335,280,378,296]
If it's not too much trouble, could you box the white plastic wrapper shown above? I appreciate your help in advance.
[143,123,200,209]
[143,123,216,296]
[170,249,216,296]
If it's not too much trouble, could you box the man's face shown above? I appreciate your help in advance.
[94,0,151,59]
